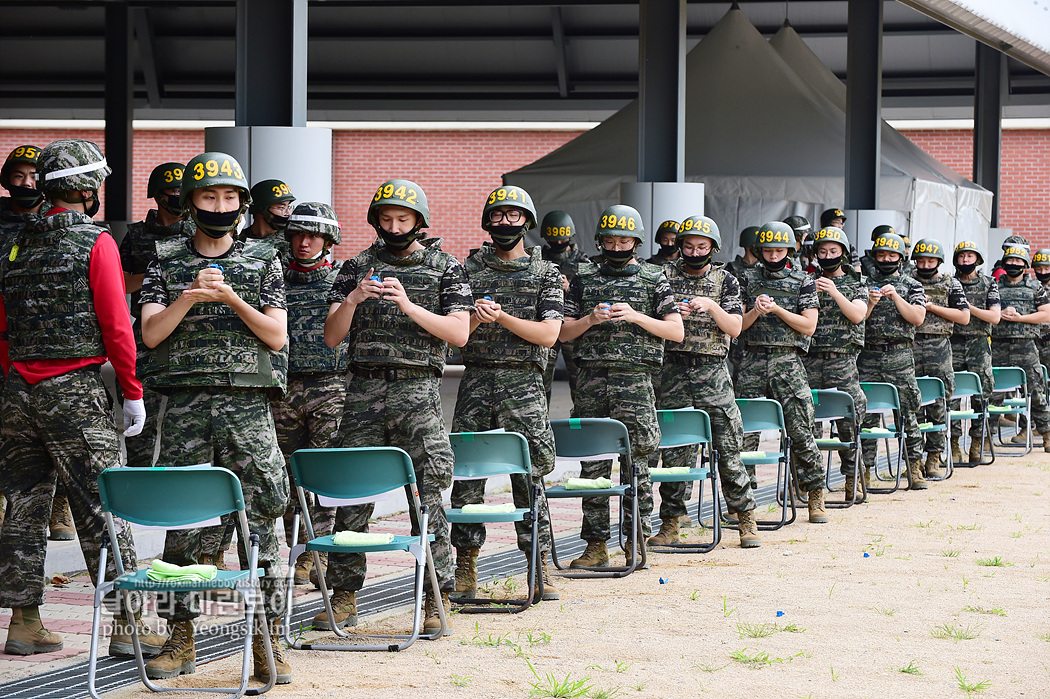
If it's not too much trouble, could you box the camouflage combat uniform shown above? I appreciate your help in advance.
[724,256,759,382]
[655,259,755,516]
[950,272,999,445]
[990,276,1050,433]
[324,238,473,594]
[139,237,290,621]
[568,260,678,542]
[450,244,562,555]
[541,242,589,405]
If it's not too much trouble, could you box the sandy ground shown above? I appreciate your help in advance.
[107,449,1050,699]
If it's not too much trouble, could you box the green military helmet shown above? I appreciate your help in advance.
[739,225,760,248]
[286,201,341,246]
[481,185,537,231]
[911,238,945,262]
[953,240,985,266]
[37,139,111,193]
[1002,234,1030,250]
[820,208,847,228]
[655,219,680,238]
[870,224,896,242]
[1003,244,1031,266]
[540,210,575,241]
[180,152,250,208]
[783,215,812,235]
[812,226,849,254]
[1,144,41,189]
[367,178,430,229]
[595,204,645,242]
[754,221,796,248]
[1033,248,1050,267]
[871,231,906,256]
[147,162,185,198]
[676,215,721,251]
[249,179,295,214]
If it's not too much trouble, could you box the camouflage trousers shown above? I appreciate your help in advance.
[542,341,579,407]
[990,339,1050,433]
[950,335,993,442]
[272,373,345,546]
[1040,338,1050,371]
[913,335,955,453]
[154,388,289,620]
[326,373,454,593]
[123,387,163,468]
[450,366,555,555]
[805,352,867,475]
[735,349,824,492]
[0,368,138,609]
[651,358,756,516]
[858,344,923,466]
[572,366,659,542]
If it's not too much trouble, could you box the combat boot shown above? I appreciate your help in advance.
[293,552,312,586]
[312,589,357,631]
[1010,427,1030,444]
[1042,432,1050,454]
[48,494,75,541]
[968,437,985,464]
[537,552,560,601]
[252,617,292,685]
[109,611,167,658]
[908,460,929,490]
[924,452,945,478]
[569,541,609,569]
[199,553,234,602]
[423,590,452,634]
[144,620,195,680]
[844,472,867,504]
[807,488,829,524]
[199,552,229,571]
[736,509,761,548]
[308,552,328,590]
[950,436,963,464]
[4,607,63,656]
[678,515,695,529]
[454,547,479,597]
[622,536,649,569]
[646,518,680,546]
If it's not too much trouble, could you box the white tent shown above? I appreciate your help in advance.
[506,7,992,260]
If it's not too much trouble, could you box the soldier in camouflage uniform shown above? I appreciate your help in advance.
[647,215,760,548]
[646,219,680,266]
[989,245,1050,450]
[323,179,472,634]
[243,178,294,262]
[139,152,292,684]
[270,203,347,589]
[783,215,813,272]
[736,221,828,523]
[725,226,760,382]
[120,162,195,470]
[910,239,970,476]
[559,205,683,568]
[449,185,562,602]
[950,241,1000,464]
[806,227,869,501]
[859,224,897,279]
[859,231,929,490]
[540,210,588,405]
[0,139,163,659]
[1033,248,1050,369]
[820,208,861,272]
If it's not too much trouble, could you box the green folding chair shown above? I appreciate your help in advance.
[546,418,642,577]
[646,408,721,553]
[915,376,952,480]
[735,398,795,530]
[950,371,992,467]
[445,431,541,612]
[990,366,1031,457]
[283,447,446,652]
[89,465,274,699]
[859,382,905,494]
[811,389,862,507]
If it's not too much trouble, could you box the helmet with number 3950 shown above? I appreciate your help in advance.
[180,152,250,208]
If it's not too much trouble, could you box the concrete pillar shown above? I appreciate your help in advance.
[845,0,882,211]
[104,1,134,232]
[637,0,686,183]
[973,42,1004,227]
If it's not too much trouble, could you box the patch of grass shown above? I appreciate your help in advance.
[864,535,891,556]
[424,649,442,665]
[942,548,961,558]
[897,659,923,675]
[830,666,840,681]
[721,595,736,617]
[930,623,982,640]
[736,622,777,639]
[526,660,592,698]
[461,621,514,648]
[692,662,727,673]
[953,666,991,696]
[1011,531,1024,539]
[613,661,633,673]
[976,556,1012,567]
[523,630,552,646]
[690,589,701,601]
[778,622,806,633]
[951,522,983,531]
[729,648,810,667]
[873,606,897,616]
[913,519,936,528]
[587,686,622,699]
[827,582,836,599]
[963,605,1006,616]
[1036,632,1050,642]
[450,674,473,687]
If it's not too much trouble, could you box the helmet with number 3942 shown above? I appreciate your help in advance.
[367,178,430,230]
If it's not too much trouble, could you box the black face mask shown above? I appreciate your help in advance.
[681,251,712,270]
[377,227,420,252]
[1037,271,1050,284]
[761,255,789,273]
[8,184,43,210]
[915,266,939,279]
[954,261,977,276]
[158,193,183,217]
[875,259,901,275]
[192,207,241,239]
[268,213,291,232]
[603,247,635,268]
[83,193,101,218]
[817,255,843,273]
[1003,263,1026,279]
[489,225,526,252]
[658,244,677,258]
[545,240,570,253]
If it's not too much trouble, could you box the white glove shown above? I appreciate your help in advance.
[123,398,147,437]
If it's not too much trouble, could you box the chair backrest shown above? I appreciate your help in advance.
[991,366,1026,394]
[735,398,786,433]
[656,408,712,448]
[952,371,983,398]
[915,376,946,406]
[860,382,901,413]
[550,418,631,459]
[450,431,531,479]
[811,389,856,422]
[97,465,244,528]
[290,447,416,500]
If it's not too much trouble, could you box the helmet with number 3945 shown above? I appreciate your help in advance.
[911,238,945,262]
[676,215,721,251]
[754,221,796,249]
[367,178,430,230]
[595,204,645,242]
[180,152,250,209]
[481,185,537,231]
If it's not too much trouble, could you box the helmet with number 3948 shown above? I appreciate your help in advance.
[871,232,906,255]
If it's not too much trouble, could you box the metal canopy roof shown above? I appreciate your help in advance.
[2,0,1049,123]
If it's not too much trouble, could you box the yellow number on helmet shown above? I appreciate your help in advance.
[219,160,233,176]
[405,188,417,204]
[393,185,406,199]
[193,162,205,179]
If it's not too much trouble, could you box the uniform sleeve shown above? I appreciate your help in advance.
[947,279,970,311]
[653,275,679,318]
[1034,283,1050,308]
[537,264,564,322]
[986,278,1001,308]
[439,257,475,314]
[259,256,286,310]
[720,271,743,316]
[797,276,819,311]
[565,275,583,318]
[906,279,928,306]
[327,259,358,304]
[138,259,167,306]
[90,233,143,401]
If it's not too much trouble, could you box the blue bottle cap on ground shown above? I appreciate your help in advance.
[776,611,785,617]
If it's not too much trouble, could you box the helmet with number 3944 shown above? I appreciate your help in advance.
[911,238,945,262]
[676,215,721,251]
[754,221,796,249]
[180,152,250,209]
[367,178,430,230]
[595,204,645,242]
[481,185,537,231]
[871,232,906,256]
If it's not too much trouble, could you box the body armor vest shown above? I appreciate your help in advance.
[954,273,993,337]
[574,261,665,370]
[124,211,195,318]
[141,238,287,393]
[2,211,107,361]
[915,274,955,337]
[349,239,452,373]
[665,260,731,359]
[542,243,589,280]
[859,252,877,279]
[285,261,348,374]
[0,198,27,253]
[462,245,551,370]
[810,272,866,352]
[866,271,920,342]
[994,277,1042,340]
[743,268,809,351]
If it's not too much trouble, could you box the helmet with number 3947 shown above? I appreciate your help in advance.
[595,204,645,243]
[180,152,250,208]
[911,238,945,262]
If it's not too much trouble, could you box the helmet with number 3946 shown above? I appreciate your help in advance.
[595,204,645,242]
